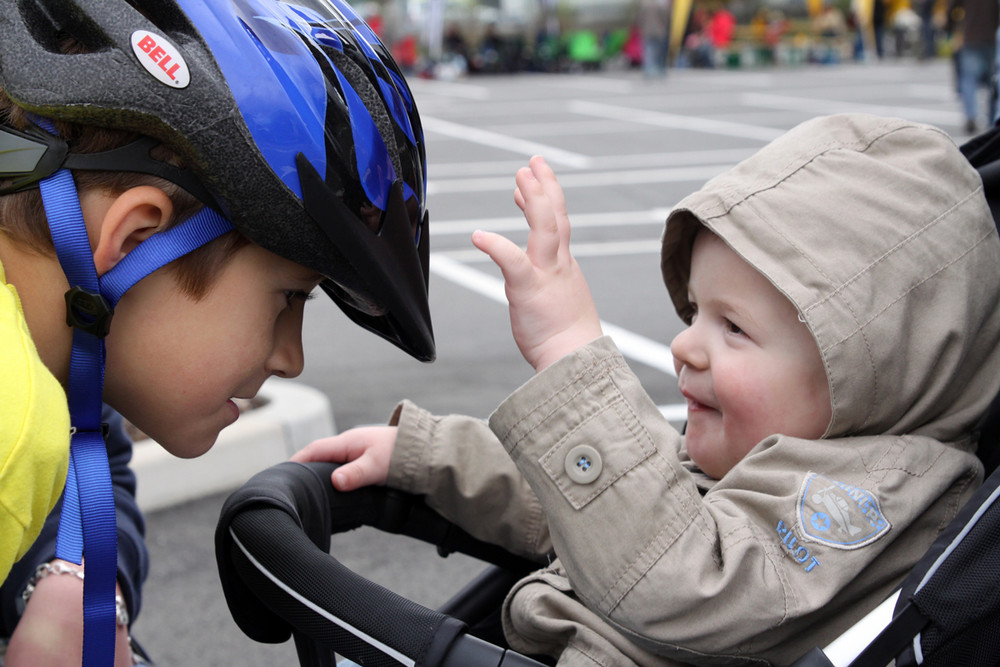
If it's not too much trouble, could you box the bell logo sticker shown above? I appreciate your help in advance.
[797,473,890,550]
[130,30,190,88]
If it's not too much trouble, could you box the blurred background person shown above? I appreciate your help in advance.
[949,0,998,132]
[639,0,671,78]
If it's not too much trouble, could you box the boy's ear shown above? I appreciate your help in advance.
[92,185,175,276]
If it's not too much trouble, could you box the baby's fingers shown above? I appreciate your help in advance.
[515,165,562,265]
[290,430,391,490]
[514,185,526,212]
[528,157,566,210]
[329,458,381,492]
[528,157,569,234]
[290,435,351,463]
[472,229,535,287]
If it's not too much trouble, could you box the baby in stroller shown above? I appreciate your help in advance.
[293,114,1000,666]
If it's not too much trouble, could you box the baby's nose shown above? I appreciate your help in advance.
[670,326,707,371]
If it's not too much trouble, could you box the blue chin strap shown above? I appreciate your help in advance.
[34,119,233,667]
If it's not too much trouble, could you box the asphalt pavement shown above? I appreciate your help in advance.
[131,57,972,665]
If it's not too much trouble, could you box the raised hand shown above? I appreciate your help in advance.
[472,156,602,372]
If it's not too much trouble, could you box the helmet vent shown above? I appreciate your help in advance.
[327,48,401,179]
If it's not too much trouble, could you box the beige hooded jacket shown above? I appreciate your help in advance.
[386,114,1000,665]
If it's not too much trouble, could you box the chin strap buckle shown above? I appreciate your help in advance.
[65,286,113,338]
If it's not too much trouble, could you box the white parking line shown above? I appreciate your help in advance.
[435,239,661,263]
[428,163,730,194]
[429,253,677,376]
[421,116,592,168]
[740,92,964,125]
[428,148,756,178]
[432,208,672,236]
[568,100,785,141]
[410,79,492,100]
[545,75,638,94]
[429,253,688,423]
[906,84,956,101]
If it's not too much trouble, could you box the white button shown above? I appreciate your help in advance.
[565,445,602,484]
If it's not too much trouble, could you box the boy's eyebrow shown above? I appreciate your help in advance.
[297,269,325,284]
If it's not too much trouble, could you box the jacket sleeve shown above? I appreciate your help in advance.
[488,336,981,660]
[386,400,553,561]
[0,406,149,636]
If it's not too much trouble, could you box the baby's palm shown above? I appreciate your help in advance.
[472,156,602,371]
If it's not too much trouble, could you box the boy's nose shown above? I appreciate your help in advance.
[268,312,306,379]
[670,325,707,372]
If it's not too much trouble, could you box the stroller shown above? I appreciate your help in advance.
[214,127,1000,667]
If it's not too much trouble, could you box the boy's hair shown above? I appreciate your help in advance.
[0,92,249,300]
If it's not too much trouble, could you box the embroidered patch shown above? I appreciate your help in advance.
[797,473,890,550]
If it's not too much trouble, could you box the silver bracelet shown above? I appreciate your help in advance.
[21,561,129,627]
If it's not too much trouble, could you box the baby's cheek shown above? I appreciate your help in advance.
[714,364,761,416]
[717,374,774,450]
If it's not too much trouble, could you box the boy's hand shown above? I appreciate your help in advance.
[472,155,602,372]
[5,562,131,667]
[290,426,397,491]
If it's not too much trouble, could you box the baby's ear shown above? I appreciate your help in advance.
[92,185,174,275]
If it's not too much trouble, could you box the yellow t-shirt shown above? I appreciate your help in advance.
[0,259,69,582]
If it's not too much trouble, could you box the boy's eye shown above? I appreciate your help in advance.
[284,289,316,307]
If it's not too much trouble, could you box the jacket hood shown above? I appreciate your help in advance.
[662,114,1000,443]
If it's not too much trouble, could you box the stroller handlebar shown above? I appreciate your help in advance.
[215,461,546,667]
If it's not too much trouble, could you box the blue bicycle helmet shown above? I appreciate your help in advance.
[0,0,433,360]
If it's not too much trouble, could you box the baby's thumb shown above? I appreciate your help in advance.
[331,461,367,492]
[472,230,530,283]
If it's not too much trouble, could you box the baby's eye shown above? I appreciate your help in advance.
[725,319,745,336]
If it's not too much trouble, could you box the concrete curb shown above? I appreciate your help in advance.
[131,378,335,513]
